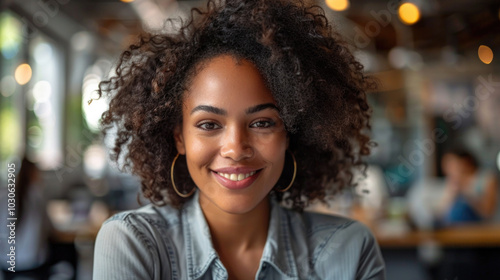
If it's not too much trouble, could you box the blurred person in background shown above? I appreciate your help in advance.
[437,148,499,226]
[1,156,53,279]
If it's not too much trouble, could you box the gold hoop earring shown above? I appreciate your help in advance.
[171,153,195,198]
[276,150,297,192]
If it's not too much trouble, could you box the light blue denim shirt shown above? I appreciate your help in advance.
[93,191,385,279]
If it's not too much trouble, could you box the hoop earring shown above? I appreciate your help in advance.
[276,150,297,193]
[171,153,195,198]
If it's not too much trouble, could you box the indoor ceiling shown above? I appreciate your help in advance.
[4,0,499,55]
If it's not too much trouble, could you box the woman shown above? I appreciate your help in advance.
[438,148,498,226]
[93,0,385,279]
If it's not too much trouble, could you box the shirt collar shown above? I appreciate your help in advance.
[260,197,299,279]
[183,191,299,279]
[183,191,218,279]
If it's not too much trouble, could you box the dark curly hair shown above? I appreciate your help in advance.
[97,0,375,210]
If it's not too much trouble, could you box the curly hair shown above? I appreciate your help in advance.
[97,0,375,210]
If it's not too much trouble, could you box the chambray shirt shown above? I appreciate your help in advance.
[93,191,385,279]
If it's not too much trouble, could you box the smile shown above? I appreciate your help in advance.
[211,169,262,190]
[214,171,256,181]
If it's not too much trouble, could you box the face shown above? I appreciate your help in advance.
[174,55,288,215]
[442,154,473,183]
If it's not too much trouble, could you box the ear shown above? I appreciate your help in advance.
[173,124,186,155]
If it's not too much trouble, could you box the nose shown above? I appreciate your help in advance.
[220,125,254,161]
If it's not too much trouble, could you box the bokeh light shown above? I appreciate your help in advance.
[325,0,350,12]
[71,31,93,51]
[27,125,43,148]
[34,43,53,64]
[497,151,500,171]
[82,59,112,132]
[84,144,107,179]
[398,3,421,25]
[82,73,103,131]
[34,101,53,119]
[33,81,52,103]
[0,13,22,59]
[478,45,493,64]
[0,108,21,159]
[1,76,17,97]
[388,47,408,69]
[14,63,32,85]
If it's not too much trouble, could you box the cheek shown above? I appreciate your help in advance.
[256,133,287,166]
[182,125,218,171]
[186,136,218,168]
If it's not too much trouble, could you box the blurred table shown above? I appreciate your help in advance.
[374,223,500,248]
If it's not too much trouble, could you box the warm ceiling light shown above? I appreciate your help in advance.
[14,63,32,85]
[120,0,135,3]
[478,45,494,64]
[325,0,350,12]
[398,3,421,25]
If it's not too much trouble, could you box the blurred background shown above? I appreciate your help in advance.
[0,0,499,279]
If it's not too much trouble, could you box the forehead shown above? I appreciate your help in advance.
[183,55,275,110]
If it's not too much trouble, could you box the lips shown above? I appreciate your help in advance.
[211,168,262,190]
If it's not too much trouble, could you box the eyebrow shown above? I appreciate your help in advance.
[191,105,227,116]
[245,103,279,114]
[190,103,279,116]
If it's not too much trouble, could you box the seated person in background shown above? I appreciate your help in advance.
[1,157,53,278]
[437,148,498,226]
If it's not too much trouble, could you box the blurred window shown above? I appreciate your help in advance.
[28,34,64,169]
[0,11,25,173]
[0,10,64,175]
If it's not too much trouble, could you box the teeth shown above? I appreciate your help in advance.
[217,171,257,181]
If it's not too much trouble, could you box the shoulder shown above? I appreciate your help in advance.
[283,207,375,244]
[307,211,378,256]
[93,204,181,280]
[280,207,380,257]
[103,203,181,228]
[96,202,186,260]
[281,208,385,279]
[98,203,183,245]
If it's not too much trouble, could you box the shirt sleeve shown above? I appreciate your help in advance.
[314,219,386,280]
[355,223,386,280]
[93,217,158,280]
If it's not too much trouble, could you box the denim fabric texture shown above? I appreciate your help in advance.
[93,191,385,279]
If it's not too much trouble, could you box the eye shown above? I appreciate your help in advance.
[197,122,221,131]
[250,120,275,129]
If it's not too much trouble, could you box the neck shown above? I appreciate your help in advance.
[199,195,270,252]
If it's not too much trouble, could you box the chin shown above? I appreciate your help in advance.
[204,191,270,215]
